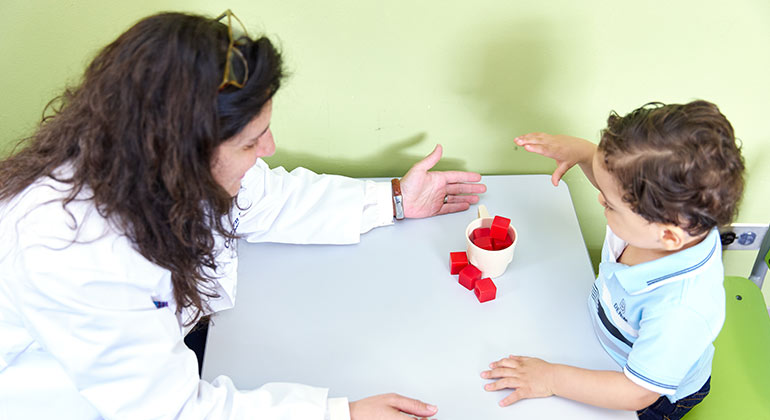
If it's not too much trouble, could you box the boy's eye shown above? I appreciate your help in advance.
[243,143,255,150]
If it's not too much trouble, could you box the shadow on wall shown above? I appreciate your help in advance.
[265,18,578,178]
[451,18,575,174]
[264,133,468,178]
[455,18,608,268]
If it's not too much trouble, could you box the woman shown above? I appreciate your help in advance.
[0,11,484,419]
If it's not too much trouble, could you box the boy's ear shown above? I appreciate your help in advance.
[658,225,687,251]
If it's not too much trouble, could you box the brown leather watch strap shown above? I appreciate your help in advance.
[391,178,404,220]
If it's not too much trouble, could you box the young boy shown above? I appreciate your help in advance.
[481,100,745,419]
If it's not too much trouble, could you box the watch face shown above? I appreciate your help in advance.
[394,195,404,219]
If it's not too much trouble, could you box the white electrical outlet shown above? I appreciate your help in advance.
[719,223,769,251]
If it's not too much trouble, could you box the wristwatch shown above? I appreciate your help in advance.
[391,178,405,220]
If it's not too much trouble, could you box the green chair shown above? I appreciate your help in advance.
[685,225,770,419]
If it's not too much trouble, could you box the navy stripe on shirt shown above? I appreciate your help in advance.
[596,298,634,347]
[645,241,717,286]
[626,365,677,390]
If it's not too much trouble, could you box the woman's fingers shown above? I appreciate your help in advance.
[444,182,487,195]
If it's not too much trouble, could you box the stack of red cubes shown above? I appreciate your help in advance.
[470,215,513,250]
[448,215,512,303]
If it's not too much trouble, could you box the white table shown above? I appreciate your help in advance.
[203,175,636,419]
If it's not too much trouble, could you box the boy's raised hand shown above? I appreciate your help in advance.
[514,133,597,187]
[480,355,556,406]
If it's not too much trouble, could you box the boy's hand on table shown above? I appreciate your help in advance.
[514,133,597,187]
[482,355,662,411]
[480,355,556,406]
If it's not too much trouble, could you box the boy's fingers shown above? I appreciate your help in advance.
[514,136,534,146]
[483,367,518,379]
[551,172,562,187]
[514,133,536,142]
[489,354,523,369]
[522,144,544,155]
[499,391,526,407]
[515,132,547,143]
[495,358,520,369]
[551,162,571,186]
[489,358,506,368]
[523,143,563,161]
[484,377,518,391]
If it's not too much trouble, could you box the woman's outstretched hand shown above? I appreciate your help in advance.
[349,393,438,419]
[400,144,486,218]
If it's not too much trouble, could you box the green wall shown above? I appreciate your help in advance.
[2,1,769,302]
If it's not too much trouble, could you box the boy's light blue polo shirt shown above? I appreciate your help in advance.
[588,226,725,402]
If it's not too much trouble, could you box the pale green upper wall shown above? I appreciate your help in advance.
[2,1,769,296]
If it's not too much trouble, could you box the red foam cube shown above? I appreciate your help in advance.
[449,251,469,274]
[471,227,491,241]
[474,277,497,303]
[493,232,514,250]
[459,264,482,290]
[474,236,495,251]
[490,216,511,241]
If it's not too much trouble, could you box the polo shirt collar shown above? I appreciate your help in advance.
[606,227,720,295]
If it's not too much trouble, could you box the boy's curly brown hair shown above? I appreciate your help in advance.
[598,100,745,237]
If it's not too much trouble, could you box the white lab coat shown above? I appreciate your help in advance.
[0,159,394,420]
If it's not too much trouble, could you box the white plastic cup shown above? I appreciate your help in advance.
[465,205,518,278]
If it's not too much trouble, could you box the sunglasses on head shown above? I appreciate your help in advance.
[215,9,250,91]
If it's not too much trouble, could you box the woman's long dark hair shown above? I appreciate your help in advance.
[0,12,283,324]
